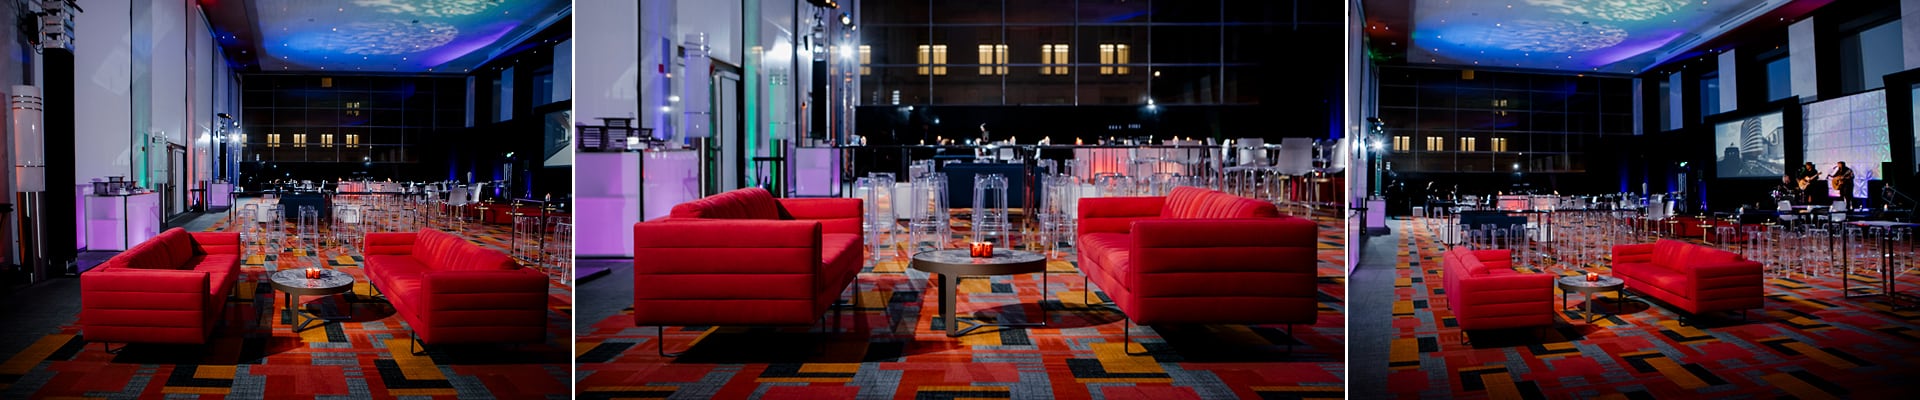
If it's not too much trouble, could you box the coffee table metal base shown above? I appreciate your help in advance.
[285,292,362,332]
[1559,279,1628,323]
[911,249,1052,338]
[937,272,1048,337]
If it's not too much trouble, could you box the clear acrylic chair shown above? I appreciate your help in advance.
[331,206,358,251]
[972,173,1011,245]
[263,204,285,252]
[854,176,894,261]
[906,174,950,254]
[549,222,574,286]
[296,206,320,252]
[237,203,260,244]
[1094,173,1135,198]
[1039,174,1083,257]
[513,214,545,264]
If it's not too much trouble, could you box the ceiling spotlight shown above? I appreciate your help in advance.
[839,12,852,26]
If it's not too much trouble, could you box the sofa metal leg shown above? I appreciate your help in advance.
[409,332,429,356]
[656,326,682,358]
[1122,316,1151,356]
[101,342,124,354]
[1082,273,1090,307]
[1286,324,1295,354]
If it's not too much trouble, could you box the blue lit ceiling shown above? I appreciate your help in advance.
[1404,0,1801,73]
[207,0,568,73]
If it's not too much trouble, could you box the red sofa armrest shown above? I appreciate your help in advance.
[632,219,832,326]
[79,269,211,319]
[633,220,823,275]
[1453,272,1555,325]
[1612,243,1655,264]
[414,269,550,344]
[1458,272,1555,294]
[1127,218,1317,294]
[1078,196,1166,235]
[1687,260,1764,292]
[80,269,213,342]
[365,232,418,255]
[777,198,864,235]
[420,270,549,315]
[82,269,211,298]
[189,232,242,255]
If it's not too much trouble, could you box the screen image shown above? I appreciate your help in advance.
[544,109,573,167]
[1911,84,1919,167]
[1803,90,1889,199]
[1714,111,1785,178]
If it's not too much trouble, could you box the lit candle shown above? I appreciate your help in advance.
[970,242,994,257]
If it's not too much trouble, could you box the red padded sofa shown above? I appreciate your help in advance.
[81,228,243,345]
[1440,247,1554,332]
[365,229,550,348]
[1611,239,1764,319]
[1075,187,1319,331]
[632,188,863,355]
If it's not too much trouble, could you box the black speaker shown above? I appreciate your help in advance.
[1809,180,1832,204]
[45,48,74,271]
[1867,179,1887,209]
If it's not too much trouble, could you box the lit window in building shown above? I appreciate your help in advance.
[293,134,308,145]
[859,45,871,75]
[978,44,1007,75]
[917,44,948,76]
[1459,137,1477,152]
[1099,44,1130,75]
[345,101,362,116]
[346,134,360,147]
[1392,136,1411,152]
[1491,137,1508,152]
[268,134,281,148]
[321,134,334,147]
[1425,136,1444,151]
[1041,44,1069,75]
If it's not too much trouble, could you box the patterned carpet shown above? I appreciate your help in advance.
[0,199,572,399]
[575,210,1347,399]
[1383,217,1920,399]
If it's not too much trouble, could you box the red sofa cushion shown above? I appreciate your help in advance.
[670,187,782,220]
[158,229,196,266]
[1161,186,1280,219]
[414,229,518,271]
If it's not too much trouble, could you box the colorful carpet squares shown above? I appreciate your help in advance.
[575,212,1347,399]
[0,205,571,399]
[1383,217,1920,398]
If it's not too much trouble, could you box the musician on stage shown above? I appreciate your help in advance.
[1796,162,1820,203]
[1774,174,1800,203]
[1832,161,1855,207]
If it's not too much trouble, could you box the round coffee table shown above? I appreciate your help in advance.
[910,248,1048,337]
[1557,275,1627,323]
[268,268,356,332]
